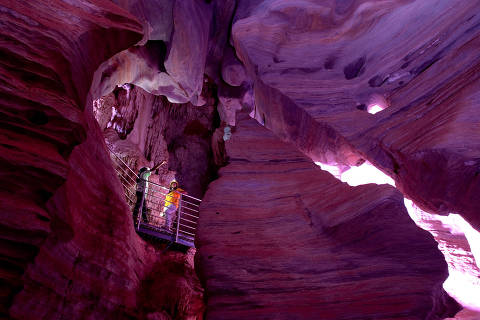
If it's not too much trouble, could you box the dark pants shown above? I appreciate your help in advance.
[133,191,148,223]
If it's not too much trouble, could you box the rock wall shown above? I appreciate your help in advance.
[95,84,218,198]
[196,112,461,319]
[0,0,142,316]
[9,109,204,319]
[0,1,204,318]
[231,0,480,230]
[2,0,480,319]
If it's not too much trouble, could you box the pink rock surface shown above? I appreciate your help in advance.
[231,0,480,230]
[2,0,480,318]
[0,0,142,316]
[9,110,204,319]
[112,0,174,42]
[95,84,217,198]
[221,46,247,87]
[196,112,460,319]
[164,0,212,106]
[0,1,204,318]
[205,0,236,81]
[90,1,213,105]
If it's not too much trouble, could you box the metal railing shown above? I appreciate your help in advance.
[107,146,201,247]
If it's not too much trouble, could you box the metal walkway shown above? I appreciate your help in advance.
[108,146,201,248]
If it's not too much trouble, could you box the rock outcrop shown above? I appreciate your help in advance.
[90,0,214,106]
[9,110,204,319]
[2,0,480,319]
[95,84,218,198]
[196,112,460,319]
[231,0,480,230]
[0,0,142,316]
[0,1,204,318]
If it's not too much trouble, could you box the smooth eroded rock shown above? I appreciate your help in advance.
[196,112,460,320]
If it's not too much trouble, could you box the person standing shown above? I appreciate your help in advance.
[133,162,162,224]
[162,180,185,231]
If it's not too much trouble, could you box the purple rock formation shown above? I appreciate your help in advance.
[196,111,460,319]
[1,0,480,319]
[231,0,480,231]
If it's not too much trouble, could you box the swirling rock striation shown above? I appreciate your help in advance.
[196,111,460,320]
[231,0,480,230]
[0,1,204,318]
[0,0,142,316]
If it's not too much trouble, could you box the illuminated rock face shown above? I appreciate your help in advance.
[2,0,480,319]
[231,0,480,230]
[0,1,203,318]
[95,84,218,198]
[91,0,214,106]
[9,111,204,319]
[0,0,142,316]
[404,201,480,313]
[196,112,461,320]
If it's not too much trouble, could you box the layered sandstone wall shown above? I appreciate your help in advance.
[9,109,204,319]
[2,0,480,319]
[231,0,480,230]
[196,112,461,320]
[0,1,204,318]
[0,0,142,316]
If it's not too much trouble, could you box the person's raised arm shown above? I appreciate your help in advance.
[151,160,166,172]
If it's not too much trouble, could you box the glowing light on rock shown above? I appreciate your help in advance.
[316,161,480,312]
[315,162,342,179]
[367,104,384,114]
[444,270,480,312]
[315,161,394,186]
[404,199,480,311]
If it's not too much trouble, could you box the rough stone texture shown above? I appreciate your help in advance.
[0,1,204,318]
[196,112,461,320]
[0,0,142,316]
[231,0,480,230]
[95,84,218,198]
[9,110,204,319]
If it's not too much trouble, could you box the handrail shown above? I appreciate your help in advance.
[114,165,137,184]
[147,179,202,202]
[108,146,202,248]
[118,174,136,189]
[106,144,139,179]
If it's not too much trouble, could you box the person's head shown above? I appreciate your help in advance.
[170,180,178,190]
[139,167,150,174]
[223,126,232,141]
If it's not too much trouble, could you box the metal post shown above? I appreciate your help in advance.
[175,194,182,242]
[137,183,145,231]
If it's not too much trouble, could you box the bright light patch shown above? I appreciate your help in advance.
[404,199,480,311]
[368,104,384,114]
[315,161,394,186]
[445,214,480,270]
[315,162,342,179]
[316,161,480,311]
[444,270,480,312]
[341,161,395,186]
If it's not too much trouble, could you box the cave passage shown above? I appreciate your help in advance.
[315,160,480,312]
[3,0,480,319]
[108,147,202,248]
